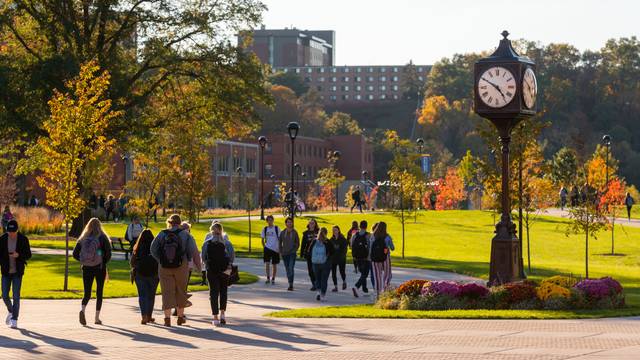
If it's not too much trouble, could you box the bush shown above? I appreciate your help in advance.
[9,206,64,235]
[396,279,430,297]
[504,281,538,304]
[574,277,623,300]
[422,281,460,297]
[541,275,578,288]
[536,282,571,301]
[459,283,489,299]
[375,290,400,310]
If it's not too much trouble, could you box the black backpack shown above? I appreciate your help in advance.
[206,240,229,273]
[159,229,184,268]
[352,232,370,260]
[370,236,388,262]
[136,243,158,277]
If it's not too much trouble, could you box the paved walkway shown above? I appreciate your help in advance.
[545,208,640,228]
[2,252,640,359]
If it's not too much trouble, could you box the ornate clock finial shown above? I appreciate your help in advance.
[501,30,510,39]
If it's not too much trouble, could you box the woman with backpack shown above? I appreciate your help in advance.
[202,222,235,327]
[310,227,334,301]
[330,225,348,292]
[300,219,319,291]
[73,218,112,326]
[347,221,359,273]
[130,229,158,324]
[370,221,394,297]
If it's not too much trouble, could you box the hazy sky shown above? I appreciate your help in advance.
[260,0,639,65]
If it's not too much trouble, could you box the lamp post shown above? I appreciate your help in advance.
[235,167,244,209]
[362,170,369,211]
[602,135,611,188]
[269,174,276,207]
[301,172,307,207]
[287,122,300,221]
[416,138,424,212]
[294,162,301,194]
[258,136,267,220]
[332,150,341,212]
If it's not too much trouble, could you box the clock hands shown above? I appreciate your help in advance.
[481,77,507,102]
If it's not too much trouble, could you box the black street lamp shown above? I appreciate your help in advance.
[287,122,300,220]
[362,170,369,211]
[235,167,244,209]
[602,135,612,188]
[301,172,307,207]
[258,136,267,220]
[269,174,276,207]
[332,150,341,212]
[294,162,301,193]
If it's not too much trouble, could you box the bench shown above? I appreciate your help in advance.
[111,237,133,260]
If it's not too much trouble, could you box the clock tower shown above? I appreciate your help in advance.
[473,31,538,285]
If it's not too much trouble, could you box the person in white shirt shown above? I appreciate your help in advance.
[261,215,280,285]
[125,217,144,246]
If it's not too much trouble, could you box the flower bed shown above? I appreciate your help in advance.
[376,276,625,311]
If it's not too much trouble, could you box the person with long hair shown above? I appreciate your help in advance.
[130,229,159,324]
[279,217,300,291]
[310,227,334,301]
[329,225,348,292]
[347,220,359,273]
[370,221,395,297]
[300,218,319,291]
[73,218,112,326]
[1,220,32,329]
[202,222,235,327]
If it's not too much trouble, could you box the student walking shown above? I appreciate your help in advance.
[279,217,300,291]
[105,195,115,221]
[300,219,319,290]
[1,220,31,329]
[130,229,159,324]
[347,221,359,273]
[125,216,144,247]
[370,222,395,297]
[150,214,197,327]
[351,186,363,213]
[310,228,334,301]
[350,220,371,297]
[626,192,635,221]
[202,222,235,327]
[559,186,568,210]
[73,218,112,326]
[330,225,348,292]
[2,206,14,233]
[261,215,280,284]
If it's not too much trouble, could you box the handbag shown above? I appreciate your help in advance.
[227,265,240,286]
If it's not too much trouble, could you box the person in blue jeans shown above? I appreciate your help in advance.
[278,217,300,291]
[0,220,32,329]
[310,227,335,301]
[130,229,159,325]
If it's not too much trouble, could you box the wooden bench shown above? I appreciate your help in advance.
[111,237,133,260]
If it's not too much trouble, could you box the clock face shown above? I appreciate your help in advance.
[522,68,537,109]
[477,67,516,108]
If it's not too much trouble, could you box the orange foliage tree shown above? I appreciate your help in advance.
[600,178,627,255]
[435,168,466,210]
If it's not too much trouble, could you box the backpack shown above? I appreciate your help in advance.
[159,229,184,268]
[206,240,229,273]
[80,236,103,267]
[311,241,327,264]
[370,236,388,262]
[352,232,370,260]
[135,243,158,277]
[263,225,280,237]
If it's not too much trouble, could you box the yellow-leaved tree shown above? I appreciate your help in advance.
[19,61,119,291]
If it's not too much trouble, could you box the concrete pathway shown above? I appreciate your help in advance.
[2,250,640,359]
[545,208,640,228]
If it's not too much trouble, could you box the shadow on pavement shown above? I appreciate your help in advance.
[96,324,197,348]
[18,329,99,355]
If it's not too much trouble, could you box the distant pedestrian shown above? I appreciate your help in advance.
[118,193,127,222]
[559,186,568,210]
[105,194,115,222]
[150,214,197,327]
[347,221,359,273]
[300,219,319,290]
[351,186,363,213]
[350,220,371,297]
[370,222,395,297]
[130,229,159,325]
[98,194,105,209]
[29,195,38,207]
[429,191,437,210]
[279,217,300,291]
[330,225,348,292]
[202,222,235,327]
[125,216,144,248]
[2,206,14,233]
[570,186,579,207]
[1,220,32,329]
[626,192,635,222]
[73,218,112,326]
[310,227,334,301]
[261,215,280,285]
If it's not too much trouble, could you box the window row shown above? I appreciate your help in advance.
[304,76,407,83]
[285,66,426,74]
[216,156,256,174]
[285,143,332,159]
[320,94,401,101]
[316,85,401,92]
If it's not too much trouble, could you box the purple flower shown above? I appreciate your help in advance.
[459,282,489,298]
[599,277,623,294]
[423,281,461,297]
[574,277,623,299]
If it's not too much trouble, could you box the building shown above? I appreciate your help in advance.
[273,64,431,104]
[241,26,335,67]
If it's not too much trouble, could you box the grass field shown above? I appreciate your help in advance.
[27,210,640,309]
[20,254,258,299]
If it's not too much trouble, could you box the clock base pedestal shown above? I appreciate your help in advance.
[488,220,523,286]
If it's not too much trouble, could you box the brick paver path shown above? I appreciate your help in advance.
[1,257,638,359]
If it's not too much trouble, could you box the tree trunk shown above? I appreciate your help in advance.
[611,219,615,255]
[64,221,70,291]
[248,207,252,253]
[526,216,531,273]
[585,224,589,279]
[70,207,91,238]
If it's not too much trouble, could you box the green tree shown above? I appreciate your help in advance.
[270,71,309,96]
[400,60,424,101]
[315,153,345,212]
[323,111,362,136]
[17,61,119,291]
[551,147,579,186]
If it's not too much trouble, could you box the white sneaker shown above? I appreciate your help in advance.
[320,295,326,302]
[212,319,220,327]
[5,313,11,325]
[9,319,17,329]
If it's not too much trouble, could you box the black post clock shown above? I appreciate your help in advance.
[474,31,538,285]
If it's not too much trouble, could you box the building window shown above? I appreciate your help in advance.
[341,85,349,91]
[342,94,349,100]
[392,85,399,91]
[233,156,241,170]
[392,76,399,82]
[379,85,387,91]
[419,76,424,81]
[380,67,386,72]
[393,67,399,73]
[356,67,362,73]
[380,94,387,100]
[282,68,289,73]
[265,164,272,176]
[355,76,362,82]
[331,67,337,73]
[367,94,374,100]
[393,94,399,100]
[368,67,374,73]
[330,95,337,101]
[418,67,424,72]
[246,158,256,174]
[342,67,350,73]
[331,85,337,91]
[331,77,337,82]
[367,85,374,91]
[320,95,325,100]
[306,68,312,73]
[380,76,387,82]
[295,68,301,73]
[355,94,362,100]
[342,76,349,82]
[356,85,362,91]
[367,76,374,82]
[318,67,325,73]
[217,156,229,172]
[318,77,325,82]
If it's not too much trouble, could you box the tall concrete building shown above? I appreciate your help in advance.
[241,26,335,67]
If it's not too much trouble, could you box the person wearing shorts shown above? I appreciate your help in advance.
[261,215,280,284]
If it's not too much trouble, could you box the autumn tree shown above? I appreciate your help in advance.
[270,71,309,96]
[324,112,362,136]
[522,177,556,272]
[435,167,466,210]
[400,60,424,101]
[315,153,345,212]
[18,61,119,291]
[600,178,627,255]
[586,144,619,192]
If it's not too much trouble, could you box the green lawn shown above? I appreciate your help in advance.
[21,254,258,299]
[29,210,640,309]
[267,304,640,320]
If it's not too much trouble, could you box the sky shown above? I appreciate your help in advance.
[259,0,639,65]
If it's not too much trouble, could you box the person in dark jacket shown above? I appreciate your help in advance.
[625,192,635,221]
[202,222,235,327]
[0,220,31,329]
[300,219,319,291]
[73,218,112,326]
[347,221,359,273]
[330,225,348,292]
[310,227,335,301]
[130,229,159,325]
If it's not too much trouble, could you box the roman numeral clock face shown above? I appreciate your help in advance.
[477,66,516,108]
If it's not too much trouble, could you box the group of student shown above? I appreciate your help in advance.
[261,215,395,301]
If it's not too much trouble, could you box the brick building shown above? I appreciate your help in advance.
[241,27,335,67]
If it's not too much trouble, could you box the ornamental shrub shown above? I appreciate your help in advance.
[504,281,538,304]
[375,290,400,310]
[543,296,571,310]
[536,282,571,301]
[422,281,460,297]
[574,278,620,300]
[541,275,578,288]
[396,279,430,297]
[459,283,489,299]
